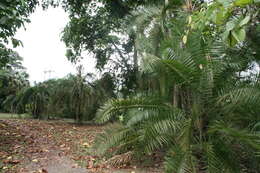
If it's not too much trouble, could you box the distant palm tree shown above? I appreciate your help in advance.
[20,84,49,119]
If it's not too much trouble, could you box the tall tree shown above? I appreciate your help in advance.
[56,0,167,95]
[0,45,29,112]
[0,0,38,45]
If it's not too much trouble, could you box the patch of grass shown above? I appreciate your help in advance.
[0,113,31,119]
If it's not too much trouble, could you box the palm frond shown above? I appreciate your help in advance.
[164,144,197,173]
[93,123,137,156]
[217,86,260,114]
[105,151,133,167]
[209,121,260,151]
[95,94,171,123]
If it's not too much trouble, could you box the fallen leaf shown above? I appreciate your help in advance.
[72,163,78,168]
[41,168,48,173]
[87,160,94,169]
[82,142,90,147]
[32,159,39,162]
[8,160,20,164]
[2,166,8,170]
[13,145,21,149]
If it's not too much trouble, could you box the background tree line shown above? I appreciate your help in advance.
[1,63,115,122]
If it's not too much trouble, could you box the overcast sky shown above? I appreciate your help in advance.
[14,7,96,83]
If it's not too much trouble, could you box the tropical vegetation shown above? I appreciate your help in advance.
[1,0,260,172]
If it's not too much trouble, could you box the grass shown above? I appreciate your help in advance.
[0,113,31,119]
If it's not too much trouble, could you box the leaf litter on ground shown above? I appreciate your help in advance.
[0,119,163,173]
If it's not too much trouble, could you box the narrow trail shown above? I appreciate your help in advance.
[1,119,88,173]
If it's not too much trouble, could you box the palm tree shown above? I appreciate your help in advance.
[93,5,260,172]
[69,65,93,123]
[20,84,50,119]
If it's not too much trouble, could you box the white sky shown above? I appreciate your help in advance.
[14,7,96,83]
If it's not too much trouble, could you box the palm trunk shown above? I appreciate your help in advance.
[76,93,82,123]
[133,43,141,90]
[173,85,178,107]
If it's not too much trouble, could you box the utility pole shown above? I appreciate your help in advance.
[43,70,54,81]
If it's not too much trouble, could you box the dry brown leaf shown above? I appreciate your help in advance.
[41,168,48,173]
[32,159,38,162]
[87,160,94,169]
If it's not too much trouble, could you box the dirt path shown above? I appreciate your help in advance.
[0,119,163,173]
[0,119,88,173]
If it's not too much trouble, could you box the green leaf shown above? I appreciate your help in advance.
[234,0,253,6]
[0,16,8,25]
[215,9,229,25]
[217,0,233,7]
[239,16,250,27]
[0,3,6,9]
[231,29,246,42]
[11,38,21,48]
[223,30,237,47]
[226,21,236,31]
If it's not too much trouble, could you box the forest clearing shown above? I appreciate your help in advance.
[1,0,260,173]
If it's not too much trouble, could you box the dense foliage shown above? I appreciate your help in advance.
[0,44,29,112]
[2,68,115,122]
[0,0,37,112]
[0,0,38,45]
[1,0,260,172]
[0,0,116,122]
[92,0,260,172]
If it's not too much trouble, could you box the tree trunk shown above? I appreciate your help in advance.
[173,85,178,107]
[133,43,140,90]
[76,95,81,123]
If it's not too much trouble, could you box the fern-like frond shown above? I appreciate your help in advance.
[95,95,171,123]
[93,123,138,156]
[204,139,240,173]
[217,86,260,114]
[105,151,133,167]
[209,121,260,151]
[164,144,197,173]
